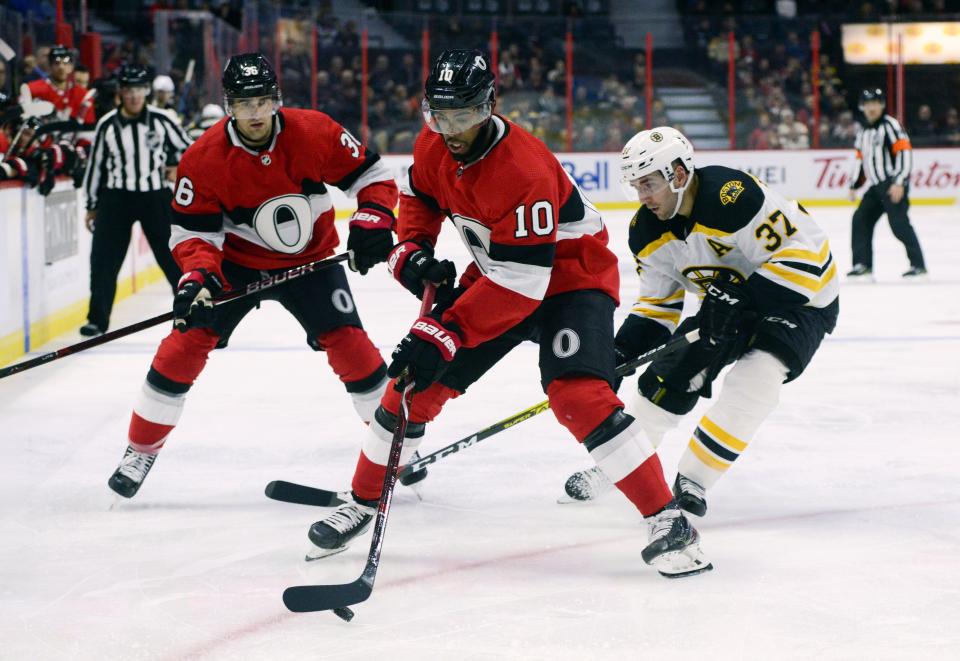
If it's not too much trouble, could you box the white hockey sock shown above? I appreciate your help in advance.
[350,374,389,424]
[679,350,788,489]
[624,393,683,448]
[360,412,424,466]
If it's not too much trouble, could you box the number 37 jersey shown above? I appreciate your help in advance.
[169,109,397,278]
[626,165,839,334]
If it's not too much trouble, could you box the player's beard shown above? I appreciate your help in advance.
[446,119,496,163]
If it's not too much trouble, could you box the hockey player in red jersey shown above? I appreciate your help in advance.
[19,45,95,125]
[107,53,398,499]
[306,50,711,578]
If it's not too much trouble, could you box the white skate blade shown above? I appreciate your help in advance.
[649,543,714,579]
[557,493,597,505]
[844,274,876,284]
[305,544,349,562]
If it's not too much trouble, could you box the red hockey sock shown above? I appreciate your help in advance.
[316,325,386,387]
[547,376,623,441]
[351,451,386,501]
[614,455,673,517]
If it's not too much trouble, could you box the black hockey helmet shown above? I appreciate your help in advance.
[222,52,280,100]
[48,44,73,63]
[424,49,495,110]
[859,87,885,109]
[117,63,151,88]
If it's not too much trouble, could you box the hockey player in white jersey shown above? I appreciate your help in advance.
[562,127,839,514]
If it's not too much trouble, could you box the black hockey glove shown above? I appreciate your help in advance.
[0,157,41,187]
[697,273,753,346]
[387,240,456,300]
[172,269,224,333]
[346,206,395,275]
[387,315,462,393]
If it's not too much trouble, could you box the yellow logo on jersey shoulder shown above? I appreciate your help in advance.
[707,238,733,258]
[719,180,744,205]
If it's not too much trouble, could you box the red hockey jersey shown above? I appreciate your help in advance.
[399,116,619,347]
[169,108,397,280]
[20,79,96,124]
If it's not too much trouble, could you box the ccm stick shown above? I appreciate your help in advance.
[265,328,701,508]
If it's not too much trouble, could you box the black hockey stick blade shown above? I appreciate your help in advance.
[264,480,347,507]
[283,574,373,612]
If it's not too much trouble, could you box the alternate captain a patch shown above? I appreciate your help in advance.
[719,180,744,205]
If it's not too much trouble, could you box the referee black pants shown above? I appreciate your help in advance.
[87,189,181,331]
[851,181,926,269]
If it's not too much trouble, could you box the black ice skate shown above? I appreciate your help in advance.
[902,266,928,279]
[673,474,707,517]
[306,495,376,560]
[557,465,614,504]
[108,445,158,498]
[642,504,713,578]
[79,322,104,337]
[845,264,874,282]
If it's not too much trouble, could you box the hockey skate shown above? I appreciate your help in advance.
[557,465,614,504]
[845,264,875,282]
[641,505,713,578]
[673,474,707,517]
[107,445,158,498]
[902,266,928,280]
[306,495,376,561]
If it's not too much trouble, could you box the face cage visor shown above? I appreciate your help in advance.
[421,98,492,135]
[620,171,672,201]
[225,93,282,121]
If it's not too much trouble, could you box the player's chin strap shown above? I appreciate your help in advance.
[666,171,693,219]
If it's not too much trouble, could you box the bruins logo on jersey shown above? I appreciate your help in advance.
[682,266,745,293]
[719,180,745,206]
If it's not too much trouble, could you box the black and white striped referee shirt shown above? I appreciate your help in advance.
[83,104,192,209]
[850,114,913,189]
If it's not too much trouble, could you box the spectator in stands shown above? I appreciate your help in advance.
[748,111,775,149]
[316,70,334,108]
[0,59,7,94]
[831,110,859,147]
[73,64,90,89]
[577,124,604,151]
[390,51,414,88]
[335,20,359,49]
[943,107,960,146]
[546,59,567,96]
[911,104,937,146]
[777,108,809,149]
[369,54,392,95]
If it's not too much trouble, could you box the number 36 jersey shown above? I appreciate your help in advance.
[399,115,620,347]
[169,109,397,280]
[626,165,839,334]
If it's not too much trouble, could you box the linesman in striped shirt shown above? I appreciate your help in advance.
[81,63,190,336]
[847,88,927,280]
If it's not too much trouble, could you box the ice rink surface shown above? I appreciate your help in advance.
[1,207,958,661]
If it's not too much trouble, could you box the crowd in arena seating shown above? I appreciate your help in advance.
[5,0,960,157]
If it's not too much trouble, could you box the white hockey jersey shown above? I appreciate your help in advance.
[625,165,839,334]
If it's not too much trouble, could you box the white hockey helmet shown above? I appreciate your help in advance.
[152,75,175,93]
[619,127,695,215]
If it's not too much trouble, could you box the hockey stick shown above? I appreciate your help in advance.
[0,252,351,380]
[282,284,437,614]
[265,328,701,508]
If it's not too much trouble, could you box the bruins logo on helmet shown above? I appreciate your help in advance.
[719,180,744,205]
[682,266,744,293]
[650,132,663,142]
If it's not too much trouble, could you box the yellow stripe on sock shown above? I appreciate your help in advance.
[687,437,731,472]
[700,416,748,452]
